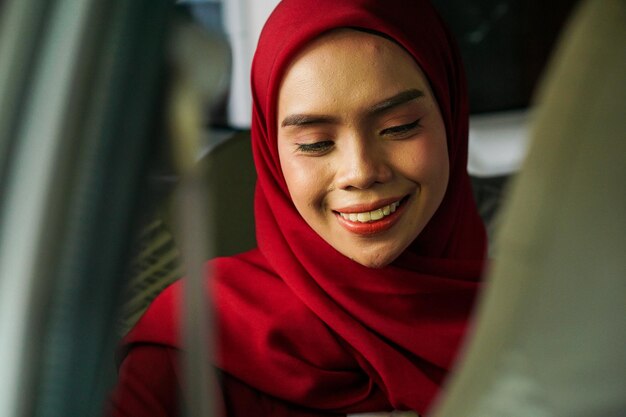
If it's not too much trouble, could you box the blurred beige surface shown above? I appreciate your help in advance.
[431,0,626,416]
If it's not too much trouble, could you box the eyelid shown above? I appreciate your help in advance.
[295,140,334,154]
[380,118,422,136]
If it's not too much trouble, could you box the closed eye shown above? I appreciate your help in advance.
[380,119,422,136]
[296,140,334,154]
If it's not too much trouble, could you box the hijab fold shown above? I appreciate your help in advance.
[125,0,486,414]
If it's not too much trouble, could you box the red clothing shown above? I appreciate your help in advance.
[108,0,486,415]
[107,346,180,417]
[106,343,343,417]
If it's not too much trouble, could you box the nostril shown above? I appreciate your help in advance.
[334,142,393,190]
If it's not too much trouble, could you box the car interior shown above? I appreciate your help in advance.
[0,1,623,417]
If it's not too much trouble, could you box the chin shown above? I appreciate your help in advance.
[349,250,400,269]
[359,259,390,269]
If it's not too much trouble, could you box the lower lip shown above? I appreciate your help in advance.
[335,200,407,236]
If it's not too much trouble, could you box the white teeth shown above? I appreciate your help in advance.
[338,200,402,223]
[357,212,371,222]
[370,209,384,221]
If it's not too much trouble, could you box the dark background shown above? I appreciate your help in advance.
[432,0,578,114]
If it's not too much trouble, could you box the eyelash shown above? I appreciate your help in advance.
[294,119,422,154]
[380,118,422,136]
[296,141,334,154]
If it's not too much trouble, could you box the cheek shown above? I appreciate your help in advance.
[425,140,449,187]
[279,148,330,213]
[396,134,449,187]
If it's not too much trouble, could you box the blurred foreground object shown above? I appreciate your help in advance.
[431,0,626,416]
[165,11,230,417]
[0,0,171,416]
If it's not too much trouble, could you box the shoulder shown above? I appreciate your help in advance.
[212,249,270,275]
[107,345,180,417]
[121,280,182,350]
[121,249,268,350]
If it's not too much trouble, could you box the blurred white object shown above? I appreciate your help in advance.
[431,1,626,416]
[468,109,531,177]
[222,0,279,128]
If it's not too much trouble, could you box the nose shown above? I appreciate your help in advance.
[334,135,393,190]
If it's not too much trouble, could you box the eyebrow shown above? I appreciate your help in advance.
[280,114,338,128]
[369,88,425,114]
[280,88,425,128]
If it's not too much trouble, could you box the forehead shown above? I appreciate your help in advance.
[278,29,432,114]
[292,29,403,62]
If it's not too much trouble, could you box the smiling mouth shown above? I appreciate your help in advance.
[333,196,409,236]
[337,200,401,223]
[334,196,410,222]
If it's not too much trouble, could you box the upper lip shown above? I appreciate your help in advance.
[334,196,406,213]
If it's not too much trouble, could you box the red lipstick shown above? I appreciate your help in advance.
[334,196,408,236]
[335,197,403,214]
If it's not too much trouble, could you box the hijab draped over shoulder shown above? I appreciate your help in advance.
[124,0,487,414]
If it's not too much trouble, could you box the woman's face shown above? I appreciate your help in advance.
[277,30,449,268]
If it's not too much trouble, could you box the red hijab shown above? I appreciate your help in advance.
[125,0,486,414]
